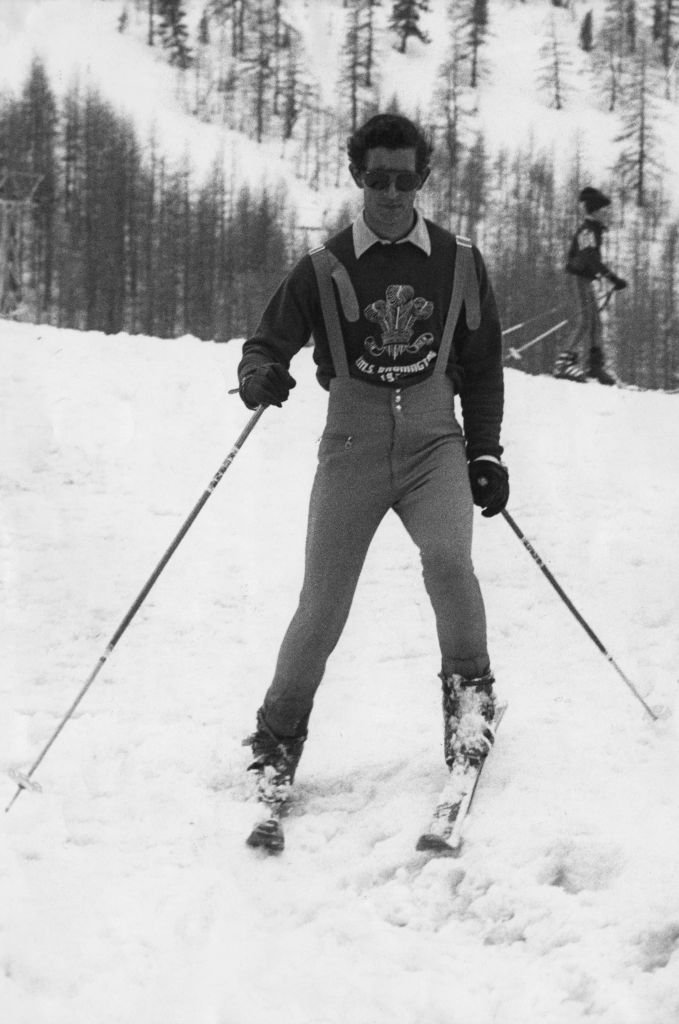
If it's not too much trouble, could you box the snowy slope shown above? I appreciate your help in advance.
[4,0,679,217]
[2,320,678,1024]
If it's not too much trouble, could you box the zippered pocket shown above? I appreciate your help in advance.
[318,432,354,452]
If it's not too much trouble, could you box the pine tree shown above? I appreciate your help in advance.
[281,28,307,140]
[157,0,193,68]
[20,59,58,314]
[226,185,289,334]
[147,0,156,47]
[57,85,85,327]
[468,0,489,88]
[0,60,57,317]
[659,221,679,388]
[206,1,297,141]
[267,1,302,122]
[538,13,573,109]
[614,42,664,206]
[340,0,381,131]
[361,0,382,89]
[80,93,137,332]
[185,165,215,338]
[239,0,277,142]
[602,0,637,58]
[652,0,679,77]
[626,0,638,53]
[389,0,430,54]
[594,10,625,109]
[579,9,594,51]
[447,0,489,91]
[433,59,464,220]
[457,134,487,236]
[209,0,248,57]
[432,23,474,224]
[198,7,210,45]
[192,7,214,119]
[593,0,640,110]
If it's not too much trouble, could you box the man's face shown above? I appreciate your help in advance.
[354,147,426,241]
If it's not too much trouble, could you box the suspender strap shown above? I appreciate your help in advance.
[311,235,481,381]
[434,235,481,376]
[325,248,361,322]
[310,245,358,378]
[460,236,481,331]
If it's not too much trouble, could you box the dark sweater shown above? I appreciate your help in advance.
[239,219,504,459]
[566,217,615,280]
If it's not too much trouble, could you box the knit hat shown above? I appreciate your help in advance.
[578,187,611,214]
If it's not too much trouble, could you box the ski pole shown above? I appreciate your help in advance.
[6,405,266,813]
[501,509,669,723]
[598,286,616,312]
[502,305,565,337]
[506,318,569,361]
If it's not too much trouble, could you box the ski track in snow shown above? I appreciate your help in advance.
[1,322,678,1023]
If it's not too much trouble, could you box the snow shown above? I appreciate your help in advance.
[2,320,679,1024]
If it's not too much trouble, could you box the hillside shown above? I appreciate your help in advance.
[3,0,679,220]
[1,318,678,1022]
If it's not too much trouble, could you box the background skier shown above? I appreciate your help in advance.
[553,186,627,385]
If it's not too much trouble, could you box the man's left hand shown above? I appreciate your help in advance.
[469,459,509,518]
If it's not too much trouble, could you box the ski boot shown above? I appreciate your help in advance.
[441,671,497,770]
[245,707,307,805]
[553,350,587,383]
[243,709,307,852]
[587,346,617,386]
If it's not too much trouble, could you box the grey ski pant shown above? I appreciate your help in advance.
[262,373,490,737]
[566,276,603,355]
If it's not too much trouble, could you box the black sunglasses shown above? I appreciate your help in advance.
[361,169,423,192]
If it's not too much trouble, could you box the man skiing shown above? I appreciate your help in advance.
[553,186,627,385]
[237,113,508,848]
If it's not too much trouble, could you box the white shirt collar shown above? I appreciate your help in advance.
[352,211,431,258]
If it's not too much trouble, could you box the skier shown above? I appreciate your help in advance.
[553,186,627,385]
[236,113,508,840]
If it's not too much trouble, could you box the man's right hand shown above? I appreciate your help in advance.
[239,364,297,410]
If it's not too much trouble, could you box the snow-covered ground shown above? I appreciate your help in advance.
[2,320,678,1024]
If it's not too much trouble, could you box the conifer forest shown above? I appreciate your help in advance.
[1,0,679,389]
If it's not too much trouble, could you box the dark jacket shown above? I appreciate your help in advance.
[566,217,616,281]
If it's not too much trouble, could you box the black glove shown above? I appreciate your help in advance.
[609,273,627,291]
[239,363,296,410]
[469,459,509,518]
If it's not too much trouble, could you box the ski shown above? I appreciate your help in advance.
[246,802,286,853]
[416,703,507,857]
